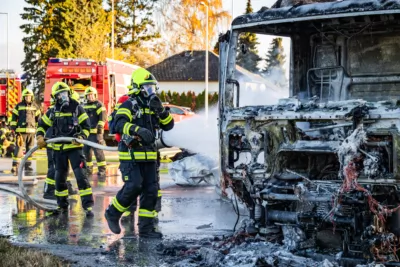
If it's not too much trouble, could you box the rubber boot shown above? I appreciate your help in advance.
[87,166,93,175]
[43,184,56,200]
[85,207,94,217]
[11,162,18,176]
[25,163,33,172]
[138,217,163,239]
[67,181,78,195]
[105,208,121,234]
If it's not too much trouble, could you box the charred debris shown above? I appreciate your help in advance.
[219,0,400,265]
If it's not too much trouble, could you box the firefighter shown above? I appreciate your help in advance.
[10,88,41,175]
[83,87,107,179]
[104,68,174,237]
[113,95,163,224]
[42,96,77,200]
[0,119,10,156]
[36,82,94,216]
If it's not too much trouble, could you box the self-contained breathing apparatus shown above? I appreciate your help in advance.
[120,94,164,149]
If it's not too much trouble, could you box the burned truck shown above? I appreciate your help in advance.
[218,0,400,263]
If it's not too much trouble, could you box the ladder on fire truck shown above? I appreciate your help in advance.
[0,69,19,118]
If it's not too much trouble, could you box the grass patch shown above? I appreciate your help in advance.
[0,238,68,267]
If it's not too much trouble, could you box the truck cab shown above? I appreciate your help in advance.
[219,0,400,263]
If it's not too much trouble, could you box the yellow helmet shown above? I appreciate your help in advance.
[71,91,80,102]
[22,88,34,97]
[84,86,98,99]
[127,68,158,96]
[51,82,70,97]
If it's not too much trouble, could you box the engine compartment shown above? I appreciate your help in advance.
[220,100,400,263]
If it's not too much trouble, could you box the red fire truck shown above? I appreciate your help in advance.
[0,70,22,120]
[43,58,139,142]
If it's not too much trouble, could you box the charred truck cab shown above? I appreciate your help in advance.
[219,0,400,263]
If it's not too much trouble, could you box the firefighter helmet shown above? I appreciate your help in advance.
[127,68,158,96]
[84,87,98,99]
[51,82,71,97]
[22,88,34,97]
[71,91,80,102]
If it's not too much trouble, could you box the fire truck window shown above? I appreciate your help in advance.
[0,79,6,85]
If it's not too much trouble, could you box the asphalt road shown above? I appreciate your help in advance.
[0,156,237,266]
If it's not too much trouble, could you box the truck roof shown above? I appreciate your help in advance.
[232,0,400,29]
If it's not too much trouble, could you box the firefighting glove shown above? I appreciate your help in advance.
[149,95,165,114]
[135,127,155,144]
[72,135,83,146]
[36,135,47,149]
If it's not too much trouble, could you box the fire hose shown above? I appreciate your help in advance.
[16,137,118,211]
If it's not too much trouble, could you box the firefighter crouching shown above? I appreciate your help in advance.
[10,89,41,175]
[36,82,94,216]
[83,87,107,179]
[105,68,174,237]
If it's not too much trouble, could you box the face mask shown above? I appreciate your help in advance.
[25,96,32,103]
[57,91,70,108]
[141,84,157,98]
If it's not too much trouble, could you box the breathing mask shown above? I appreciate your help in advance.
[57,91,70,109]
[141,84,157,98]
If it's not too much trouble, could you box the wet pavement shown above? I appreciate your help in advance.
[0,156,238,266]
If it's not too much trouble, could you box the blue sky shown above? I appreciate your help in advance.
[0,0,278,73]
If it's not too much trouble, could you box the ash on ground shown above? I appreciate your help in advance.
[158,233,339,267]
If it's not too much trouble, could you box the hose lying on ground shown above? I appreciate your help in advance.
[16,137,118,211]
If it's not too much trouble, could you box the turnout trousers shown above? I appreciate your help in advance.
[128,153,162,213]
[12,133,35,168]
[83,134,106,174]
[108,161,158,220]
[54,148,94,210]
[43,147,56,193]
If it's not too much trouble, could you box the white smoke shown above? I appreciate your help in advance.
[162,74,289,159]
[163,106,219,160]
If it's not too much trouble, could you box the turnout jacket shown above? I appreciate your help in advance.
[10,101,41,133]
[36,99,90,151]
[114,94,174,162]
[83,100,107,134]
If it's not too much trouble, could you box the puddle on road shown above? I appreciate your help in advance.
[0,164,237,265]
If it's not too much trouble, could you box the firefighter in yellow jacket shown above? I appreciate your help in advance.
[10,89,41,175]
[36,82,93,216]
[83,87,107,179]
[105,68,174,237]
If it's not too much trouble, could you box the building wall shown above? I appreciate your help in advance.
[158,81,219,94]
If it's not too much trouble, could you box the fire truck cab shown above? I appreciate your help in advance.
[44,58,139,143]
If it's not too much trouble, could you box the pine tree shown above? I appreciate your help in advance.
[180,92,187,107]
[20,0,75,95]
[107,0,160,50]
[72,0,110,61]
[160,91,167,102]
[236,0,261,73]
[167,90,173,102]
[172,91,179,105]
[262,38,287,88]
